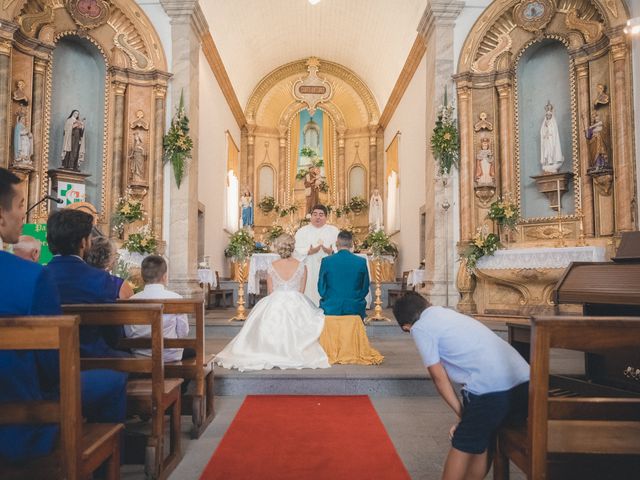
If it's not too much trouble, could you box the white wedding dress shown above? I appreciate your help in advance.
[215,261,330,371]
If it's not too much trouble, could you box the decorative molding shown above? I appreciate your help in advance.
[418,0,465,39]
[17,3,53,38]
[246,58,380,126]
[564,8,604,44]
[379,34,426,128]
[66,0,111,30]
[471,33,512,73]
[513,0,555,33]
[292,57,333,116]
[201,31,246,128]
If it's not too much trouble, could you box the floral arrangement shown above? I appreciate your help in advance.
[275,203,298,218]
[112,190,144,238]
[295,151,324,181]
[266,223,284,242]
[335,204,351,218]
[258,195,276,214]
[224,229,255,261]
[163,90,193,188]
[461,226,500,271]
[488,195,519,230]
[122,224,158,254]
[348,196,369,213]
[319,180,329,193]
[430,89,460,176]
[361,230,398,258]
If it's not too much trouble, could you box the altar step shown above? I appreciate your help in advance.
[206,336,438,397]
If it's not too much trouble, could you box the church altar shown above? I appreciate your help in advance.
[472,246,607,315]
[246,252,382,306]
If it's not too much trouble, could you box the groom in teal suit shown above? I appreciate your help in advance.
[318,231,370,319]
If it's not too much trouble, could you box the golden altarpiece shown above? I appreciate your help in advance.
[1,0,169,237]
[237,57,384,244]
[454,0,636,316]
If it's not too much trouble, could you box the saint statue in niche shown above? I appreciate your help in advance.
[369,189,384,232]
[129,131,146,181]
[240,188,254,228]
[584,111,610,172]
[12,80,29,106]
[475,137,495,186]
[593,83,610,109]
[60,110,85,171]
[304,165,322,214]
[13,113,33,167]
[539,101,564,174]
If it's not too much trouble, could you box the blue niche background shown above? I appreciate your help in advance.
[49,36,106,208]
[298,109,324,172]
[517,39,575,218]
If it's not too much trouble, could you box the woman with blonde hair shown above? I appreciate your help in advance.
[216,233,329,371]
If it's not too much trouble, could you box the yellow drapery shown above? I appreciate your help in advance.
[227,131,239,174]
[289,114,301,202]
[385,133,399,180]
[322,111,334,198]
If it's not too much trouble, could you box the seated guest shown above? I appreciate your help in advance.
[318,230,370,319]
[45,209,132,357]
[86,236,133,299]
[125,255,191,362]
[0,167,127,463]
[13,234,41,262]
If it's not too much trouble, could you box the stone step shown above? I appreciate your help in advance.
[206,337,437,397]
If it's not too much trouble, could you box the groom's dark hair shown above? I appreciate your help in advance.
[311,204,327,215]
[336,230,353,249]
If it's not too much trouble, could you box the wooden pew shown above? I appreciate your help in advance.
[0,316,123,480]
[494,316,640,479]
[62,304,183,480]
[119,297,215,438]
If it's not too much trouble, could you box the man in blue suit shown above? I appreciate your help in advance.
[45,209,131,357]
[318,230,370,319]
[0,167,126,463]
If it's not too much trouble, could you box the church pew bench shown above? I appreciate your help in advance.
[62,304,183,480]
[118,297,215,439]
[493,315,640,480]
[0,316,123,480]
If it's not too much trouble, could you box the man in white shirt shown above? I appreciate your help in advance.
[125,255,189,362]
[392,292,529,480]
[294,204,339,305]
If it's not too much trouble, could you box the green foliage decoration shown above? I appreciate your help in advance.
[224,229,255,261]
[461,227,500,272]
[430,88,460,176]
[163,90,193,188]
[361,230,398,258]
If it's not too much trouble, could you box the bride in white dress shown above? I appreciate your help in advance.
[215,234,330,371]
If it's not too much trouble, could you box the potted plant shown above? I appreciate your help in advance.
[348,196,369,214]
[487,195,519,244]
[258,196,276,214]
[361,230,398,259]
[224,229,256,321]
[112,189,144,239]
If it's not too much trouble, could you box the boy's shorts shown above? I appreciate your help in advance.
[451,381,528,454]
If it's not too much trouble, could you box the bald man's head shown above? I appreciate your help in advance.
[13,235,41,262]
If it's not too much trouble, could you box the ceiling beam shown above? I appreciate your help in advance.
[378,34,427,129]
[201,31,247,129]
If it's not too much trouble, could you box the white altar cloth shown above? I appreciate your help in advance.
[407,269,426,287]
[197,268,216,288]
[247,252,372,307]
[475,246,607,270]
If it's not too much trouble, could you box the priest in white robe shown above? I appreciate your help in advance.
[294,204,339,306]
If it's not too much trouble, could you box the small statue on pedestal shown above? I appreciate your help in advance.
[540,101,564,174]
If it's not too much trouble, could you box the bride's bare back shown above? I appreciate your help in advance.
[268,258,307,294]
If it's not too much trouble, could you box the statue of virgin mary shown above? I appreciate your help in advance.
[539,101,564,174]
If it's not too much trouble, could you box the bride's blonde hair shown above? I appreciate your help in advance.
[274,233,295,259]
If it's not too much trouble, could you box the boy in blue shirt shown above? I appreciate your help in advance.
[393,292,529,480]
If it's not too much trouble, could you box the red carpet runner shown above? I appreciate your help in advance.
[199,395,411,480]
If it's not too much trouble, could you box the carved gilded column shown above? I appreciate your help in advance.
[111,81,127,204]
[574,61,595,237]
[457,83,473,242]
[152,85,166,236]
[278,130,286,203]
[28,57,49,221]
[0,36,14,169]
[246,124,255,193]
[496,81,514,197]
[610,39,636,232]
[337,131,345,204]
[368,126,377,193]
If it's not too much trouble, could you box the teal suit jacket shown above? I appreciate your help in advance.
[318,250,370,319]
